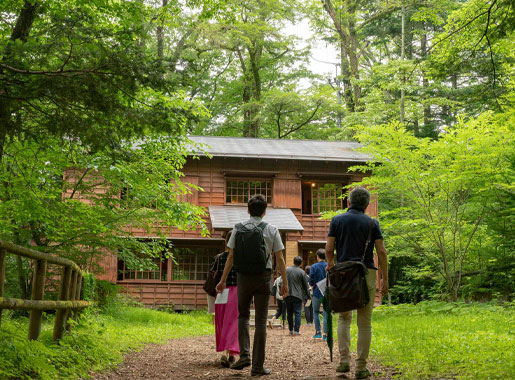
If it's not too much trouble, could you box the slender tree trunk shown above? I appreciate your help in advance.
[16,256,29,300]
[0,1,39,162]
[421,30,431,134]
[400,0,405,124]
[1,2,39,302]
[340,42,354,112]
[347,2,361,110]
[321,0,360,113]
[157,0,168,61]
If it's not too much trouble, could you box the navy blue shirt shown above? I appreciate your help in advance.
[309,261,327,298]
[328,207,383,269]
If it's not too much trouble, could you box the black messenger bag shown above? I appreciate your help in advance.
[327,219,374,313]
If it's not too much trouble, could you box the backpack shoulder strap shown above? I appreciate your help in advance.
[361,218,375,262]
[257,221,267,231]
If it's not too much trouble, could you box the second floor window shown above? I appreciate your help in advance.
[226,179,272,204]
[313,183,342,213]
[303,182,343,214]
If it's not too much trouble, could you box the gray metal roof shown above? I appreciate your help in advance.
[208,205,304,231]
[189,136,369,162]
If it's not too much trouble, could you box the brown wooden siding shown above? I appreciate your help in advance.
[119,281,207,309]
[90,155,379,309]
[95,253,117,283]
[272,178,302,209]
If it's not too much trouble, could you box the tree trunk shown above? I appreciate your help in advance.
[156,0,168,61]
[347,1,361,111]
[16,256,29,300]
[340,43,354,112]
[0,1,39,162]
[421,30,431,135]
[321,0,360,113]
[400,0,405,124]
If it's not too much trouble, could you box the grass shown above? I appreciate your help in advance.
[0,305,214,379]
[2,300,513,379]
[343,301,515,379]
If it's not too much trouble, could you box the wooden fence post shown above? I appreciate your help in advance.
[53,266,72,341]
[28,259,47,340]
[0,249,6,328]
[65,270,78,332]
[72,273,83,322]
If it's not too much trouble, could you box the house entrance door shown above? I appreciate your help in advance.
[301,249,318,269]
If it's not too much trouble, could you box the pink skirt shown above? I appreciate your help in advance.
[215,285,239,355]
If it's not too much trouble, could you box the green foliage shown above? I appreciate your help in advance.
[352,114,514,300]
[81,273,96,302]
[0,133,208,275]
[0,307,213,379]
[363,302,515,379]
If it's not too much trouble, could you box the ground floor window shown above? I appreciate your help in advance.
[117,245,218,282]
[171,247,216,281]
[117,257,167,281]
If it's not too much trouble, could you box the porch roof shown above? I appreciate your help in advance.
[208,205,304,232]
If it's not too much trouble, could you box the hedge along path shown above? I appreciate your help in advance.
[95,323,396,379]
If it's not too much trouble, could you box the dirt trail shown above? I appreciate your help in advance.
[94,324,396,379]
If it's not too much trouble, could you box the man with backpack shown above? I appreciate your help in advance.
[325,187,388,379]
[216,194,288,376]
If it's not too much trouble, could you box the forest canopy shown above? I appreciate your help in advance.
[0,0,513,301]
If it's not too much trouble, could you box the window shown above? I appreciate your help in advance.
[226,179,272,204]
[120,186,158,209]
[302,182,343,214]
[171,247,217,281]
[118,257,167,281]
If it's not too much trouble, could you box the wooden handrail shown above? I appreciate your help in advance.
[0,240,81,273]
[0,297,90,310]
[0,240,90,341]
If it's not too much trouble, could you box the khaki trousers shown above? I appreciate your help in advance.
[337,269,377,371]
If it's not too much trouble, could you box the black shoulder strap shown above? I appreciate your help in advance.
[361,218,375,262]
[257,221,267,231]
[211,253,221,271]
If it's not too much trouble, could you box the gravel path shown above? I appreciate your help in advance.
[94,323,396,379]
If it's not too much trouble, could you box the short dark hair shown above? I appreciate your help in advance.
[316,248,326,260]
[305,265,311,275]
[248,194,267,216]
[349,187,370,210]
[293,256,302,266]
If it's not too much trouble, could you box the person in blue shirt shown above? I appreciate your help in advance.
[309,249,328,340]
[326,187,389,379]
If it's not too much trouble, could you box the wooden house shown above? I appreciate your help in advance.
[96,136,381,309]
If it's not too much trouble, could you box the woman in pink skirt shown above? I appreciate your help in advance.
[214,231,239,367]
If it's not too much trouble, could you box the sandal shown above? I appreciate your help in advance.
[221,355,229,368]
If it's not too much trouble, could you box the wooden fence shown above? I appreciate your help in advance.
[0,240,90,341]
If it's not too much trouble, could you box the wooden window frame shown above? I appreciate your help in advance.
[118,256,168,282]
[303,182,344,215]
[225,178,273,205]
[170,246,217,282]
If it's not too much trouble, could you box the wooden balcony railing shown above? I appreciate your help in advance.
[0,240,90,341]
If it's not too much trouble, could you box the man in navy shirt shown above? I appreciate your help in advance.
[309,249,328,340]
[325,187,388,379]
